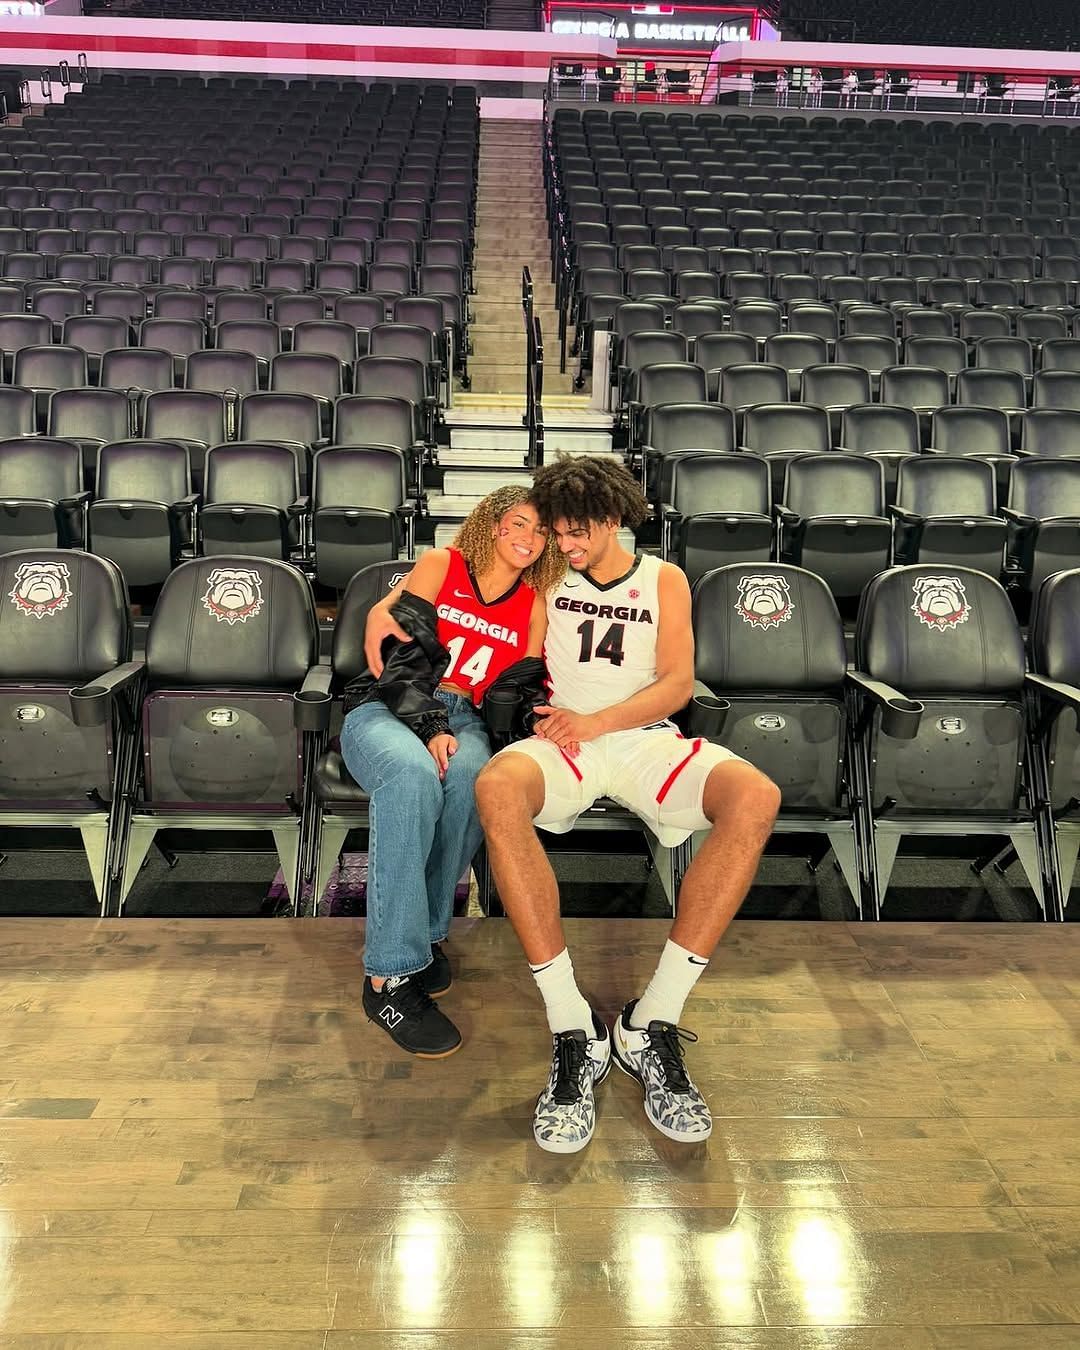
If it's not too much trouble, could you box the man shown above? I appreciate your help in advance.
[473,457,780,1154]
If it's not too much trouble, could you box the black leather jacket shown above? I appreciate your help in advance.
[343,591,548,749]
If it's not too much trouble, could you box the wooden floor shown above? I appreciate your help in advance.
[0,918,1079,1347]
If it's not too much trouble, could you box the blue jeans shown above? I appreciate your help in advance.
[338,691,491,979]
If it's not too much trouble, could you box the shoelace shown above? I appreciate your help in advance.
[383,975,438,1019]
[647,1022,699,1095]
[550,1032,589,1106]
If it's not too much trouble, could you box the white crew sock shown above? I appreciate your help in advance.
[530,948,593,1036]
[631,939,708,1029]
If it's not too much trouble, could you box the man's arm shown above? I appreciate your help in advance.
[525,591,548,658]
[534,563,695,749]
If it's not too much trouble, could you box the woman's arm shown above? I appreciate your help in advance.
[363,550,449,675]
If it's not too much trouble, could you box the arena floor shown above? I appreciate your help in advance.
[0,917,1078,1346]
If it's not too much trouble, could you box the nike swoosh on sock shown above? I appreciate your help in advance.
[687,956,708,966]
[530,959,558,974]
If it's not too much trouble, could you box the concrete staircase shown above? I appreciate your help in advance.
[424,118,612,535]
[466,118,574,400]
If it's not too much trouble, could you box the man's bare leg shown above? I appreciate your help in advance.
[476,752,605,1157]
[475,752,594,1035]
[628,759,779,1031]
[474,752,566,963]
[615,759,780,1143]
[671,759,781,957]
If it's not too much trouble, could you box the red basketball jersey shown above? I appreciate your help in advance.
[433,548,535,704]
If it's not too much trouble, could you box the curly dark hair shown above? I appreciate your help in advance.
[530,455,648,530]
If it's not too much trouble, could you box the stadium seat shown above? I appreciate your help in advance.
[87,440,195,589]
[1028,568,1080,915]
[311,444,413,589]
[302,561,417,908]
[0,437,87,552]
[776,453,891,600]
[687,562,862,912]
[116,556,321,914]
[1005,456,1080,595]
[662,452,772,581]
[891,455,1007,576]
[851,565,1050,917]
[0,548,138,913]
[200,442,307,561]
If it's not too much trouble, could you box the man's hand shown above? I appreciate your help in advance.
[364,605,410,678]
[427,733,457,780]
[533,706,601,755]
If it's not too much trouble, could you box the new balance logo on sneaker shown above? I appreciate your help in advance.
[362,972,462,1058]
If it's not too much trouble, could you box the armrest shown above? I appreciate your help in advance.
[58,490,92,510]
[1001,507,1038,528]
[170,492,200,518]
[70,660,145,729]
[1027,672,1080,730]
[287,495,311,519]
[847,669,923,740]
[293,663,333,733]
[685,680,732,738]
[396,501,417,517]
[889,504,924,525]
[774,502,799,526]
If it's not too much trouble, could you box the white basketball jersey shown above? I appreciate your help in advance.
[545,553,662,715]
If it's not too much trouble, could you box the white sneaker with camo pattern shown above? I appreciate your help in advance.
[532,1012,611,1154]
[613,999,712,1142]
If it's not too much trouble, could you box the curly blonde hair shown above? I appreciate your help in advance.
[451,485,566,595]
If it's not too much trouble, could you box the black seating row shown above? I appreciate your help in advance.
[1,437,413,593]
[658,447,1078,605]
[8,549,1080,922]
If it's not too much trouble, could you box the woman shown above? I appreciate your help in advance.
[340,486,563,1059]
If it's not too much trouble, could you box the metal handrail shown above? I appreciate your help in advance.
[522,267,545,468]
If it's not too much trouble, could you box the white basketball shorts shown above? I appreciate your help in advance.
[493,721,743,848]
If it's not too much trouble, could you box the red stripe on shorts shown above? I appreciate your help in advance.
[559,748,583,782]
[655,738,703,805]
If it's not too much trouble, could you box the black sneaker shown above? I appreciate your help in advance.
[362,974,462,1058]
[416,942,451,999]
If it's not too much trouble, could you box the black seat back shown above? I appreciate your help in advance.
[693,562,847,810]
[0,548,129,802]
[332,560,415,685]
[856,565,1026,812]
[141,557,317,806]
[1030,567,1080,810]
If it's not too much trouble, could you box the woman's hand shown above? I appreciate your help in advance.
[427,733,458,780]
[364,605,411,678]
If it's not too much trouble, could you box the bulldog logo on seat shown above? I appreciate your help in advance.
[201,567,264,625]
[735,574,794,629]
[911,575,971,632]
[8,560,72,619]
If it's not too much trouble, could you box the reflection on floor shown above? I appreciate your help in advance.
[0,916,1076,1342]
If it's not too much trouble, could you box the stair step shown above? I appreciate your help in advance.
[543,428,615,455]
[443,468,533,495]
[441,447,529,468]
[448,426,529,451]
